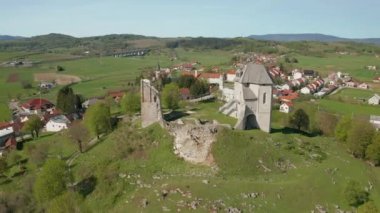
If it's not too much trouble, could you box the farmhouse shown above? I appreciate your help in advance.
[107,90,125,102]
[21,98,55,114]
[358,83,369,89]
[198,72,224,90]
[0,122,16,154]
[370,115,380,130]
[39,82,55,89]
[82,98,99,109]
[279,102,293,113]
[373,76,380,83]
[291,70,303,80]
[304,70,316,79]
[220,63,273,132]
[226,70,236,82]
[345,81,357,88]
[368,94,380,105]
[180,88,191,100]
[45,115,71,132]
[300,85,313,94]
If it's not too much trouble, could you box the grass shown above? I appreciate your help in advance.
[329,87,380,103]
[0,48,233,105]
[2,116,380,212]
[186,100,237,126]
[296,54,380,81]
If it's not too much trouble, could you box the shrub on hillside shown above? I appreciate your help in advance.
[288,108,309,131]
[344,180,369,207]
[334,116,352,142]
[347,119,375,159]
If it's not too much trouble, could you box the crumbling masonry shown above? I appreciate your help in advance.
[141,79,164,128]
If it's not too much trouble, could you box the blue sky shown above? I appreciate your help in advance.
[1,0,379,38]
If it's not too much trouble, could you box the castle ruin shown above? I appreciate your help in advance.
[140,79,164,128]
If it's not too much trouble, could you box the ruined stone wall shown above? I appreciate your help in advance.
[168,120,219,166]
[141,79,164,128]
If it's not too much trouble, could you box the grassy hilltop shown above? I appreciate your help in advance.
[1,35,380,212]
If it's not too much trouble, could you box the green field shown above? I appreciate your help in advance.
[0,48,233,104]
[296,54,380,81]
[2,121,380,212]
[2,46,380,212]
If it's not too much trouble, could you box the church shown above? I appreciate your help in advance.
[219,63,273,132]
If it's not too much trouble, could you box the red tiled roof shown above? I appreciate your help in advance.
[280,93,299,101]
[21,98,53,110]
[180,88,190,95]
[198,73,221,79]
[282,102,294,107]
[0,122,12,130]
[227,70,236,75]
[181,71,195,76]
[108,90,125,98]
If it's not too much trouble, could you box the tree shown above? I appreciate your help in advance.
[177,75,196,88]
[56,86,78,114]
[335,116,352,142]
[6,152,22,168]
[68,121,89,153]
[26,143,49,167]
[317,111,338,136]
[161,83,180,110]
[84,102,111,138]
[22,115,44,138]
[358,201,379,213]
[344,180,369,207]
[0,158,7,177]
[366,133,380,166]
[34,159,69,203]
[56,65,64,72]
[190,79,209,97]
[47,191,85,213]
[347,119,375,159]
[289,108,309,131]
[120,92,141,115]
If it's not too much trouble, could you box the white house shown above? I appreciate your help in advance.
[279,103,293,113]
[82,98,99,109]
[281,84,291,90]
[370,115,380,130]
[292,70,303,80]
[0,123,14,137]
[300,86,311,94]
[45,115,71,132]
[358,83,369,90]
[226,70,236,82]
[368,94,380,105]
[198,72,224,90]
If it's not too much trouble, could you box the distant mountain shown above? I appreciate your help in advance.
[0,35,25,41]
[248,33,380,44]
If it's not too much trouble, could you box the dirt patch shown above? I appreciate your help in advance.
[34,73,81,85]
[6,73,19,82]
[168,120,219,166]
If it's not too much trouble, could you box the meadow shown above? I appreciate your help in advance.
[3,121,380,212]
[295,54,380,81]
[0,48,233,104]
[1,46,380,212]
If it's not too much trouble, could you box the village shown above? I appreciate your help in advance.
[1,52,380,158]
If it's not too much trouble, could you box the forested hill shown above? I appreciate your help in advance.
[248,33,380,45]
[1,33,380,56]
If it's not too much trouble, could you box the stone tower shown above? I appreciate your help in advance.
[220,63,273,132]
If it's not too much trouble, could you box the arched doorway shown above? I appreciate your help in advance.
[245,114,257,130]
